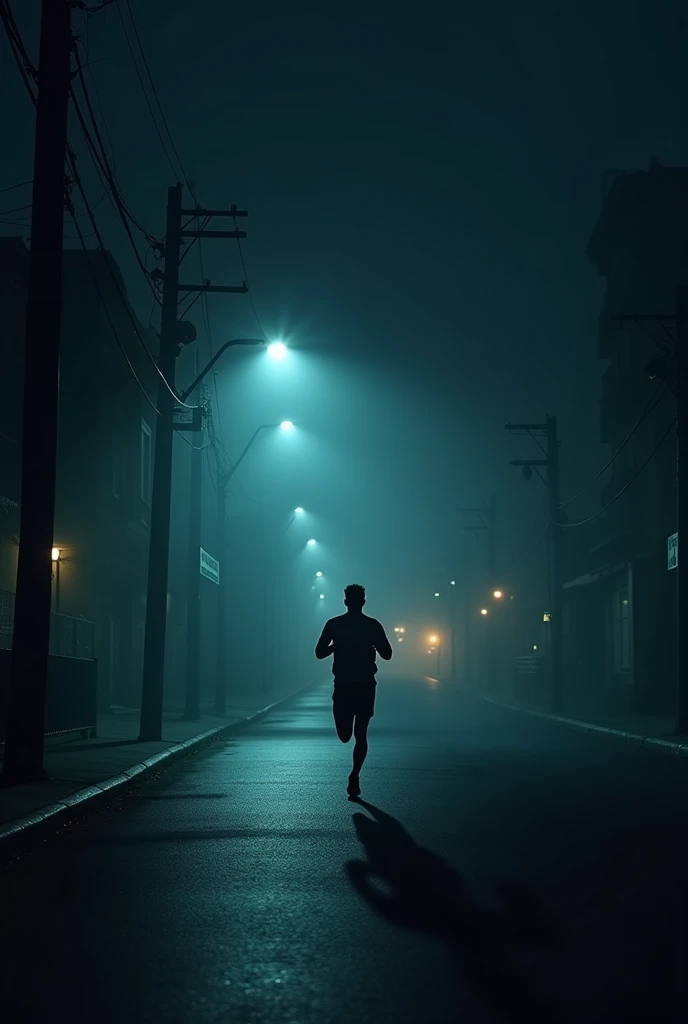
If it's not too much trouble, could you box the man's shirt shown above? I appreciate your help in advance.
[316,612,392,684]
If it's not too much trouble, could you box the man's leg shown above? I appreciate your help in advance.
[352,714,371,776]
[333,704,354,743]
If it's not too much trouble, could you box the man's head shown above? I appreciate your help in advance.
[344,583,366,611]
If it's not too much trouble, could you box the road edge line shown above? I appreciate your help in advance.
[0,680,321,853]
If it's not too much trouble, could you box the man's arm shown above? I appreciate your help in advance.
[375,622,393,661]
[315,621,334,660]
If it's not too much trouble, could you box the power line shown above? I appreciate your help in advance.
[234,220,266,340]
[0,179,32,194]
[68,206,161,417]
[559,383,668,508]
[65,148,196,410]
[557,419,675,528]
[176,432,211,451]
[70,49,160,296]
[0,202,31,215]
[120,0,194,197]
[114,0,179,182]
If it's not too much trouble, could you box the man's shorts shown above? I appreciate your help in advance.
[332,679,377,719]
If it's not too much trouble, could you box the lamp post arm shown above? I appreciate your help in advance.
[220,423,277,487]
[179,339,264,402]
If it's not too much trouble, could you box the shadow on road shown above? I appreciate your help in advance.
[346,800,566,1023]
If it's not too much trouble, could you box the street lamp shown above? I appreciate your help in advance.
[267,341,288,361]
[294,506,305,514]
[434,592,440,598]
[280,420,294,432]
[480,608,488,616]
[315,571,323,577]
[307,538,317,547]
[493,589,503,599]
[319,593,325,600]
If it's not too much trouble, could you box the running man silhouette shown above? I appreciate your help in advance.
[315,584,393,798]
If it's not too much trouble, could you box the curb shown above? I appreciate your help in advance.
[478,694,688,758]
[0,681,320,853]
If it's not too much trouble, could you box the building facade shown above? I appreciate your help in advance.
[0,238,158,710]
[562,160,685,713]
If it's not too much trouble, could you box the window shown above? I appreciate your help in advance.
[140,419,152,505]
[613,587,631,675]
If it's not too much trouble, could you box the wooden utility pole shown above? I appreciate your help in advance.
[506,418,564,712]
[1,0,72,786]
[139,189,248,740]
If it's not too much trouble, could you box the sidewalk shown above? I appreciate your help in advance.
[0,681,317,851]
[479,691,688,757]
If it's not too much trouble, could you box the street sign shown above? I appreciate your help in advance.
[173,405,202,432]
[668,532,678,571]
[200,546,220,584]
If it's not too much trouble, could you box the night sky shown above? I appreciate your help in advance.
[3,1,687,624]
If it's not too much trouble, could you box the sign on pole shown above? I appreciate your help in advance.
[668,532,678,571]
[200,546,220,584]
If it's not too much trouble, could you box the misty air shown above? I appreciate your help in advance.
[1,4,687,1022]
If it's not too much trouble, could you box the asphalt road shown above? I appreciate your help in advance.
[2,676,688,1023]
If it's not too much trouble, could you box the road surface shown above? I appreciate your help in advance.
[2,676,687,1022]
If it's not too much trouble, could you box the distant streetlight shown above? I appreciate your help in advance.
[397,637,403,643]
[315,571,323,577]
[319,594,325,600]
[394,626,400,632]
[307,538,317,547]
[400,627,405,634]
[480,608,488,616]
[450,580,456,586]
[493,589,503,599]
[267,341,288,361]
[280,420,295,432]
[51,548,61,616]
[428,634,439,645]
[294,506,305,514]
[434,592,440,598]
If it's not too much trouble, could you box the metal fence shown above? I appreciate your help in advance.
[0,589,95,660]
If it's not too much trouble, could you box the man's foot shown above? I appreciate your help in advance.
[347,773,361,798]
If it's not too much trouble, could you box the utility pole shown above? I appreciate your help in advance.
[1,0,72,786]
[214,470,229,714]
[546,417,563,712]
[506,417,564,712]
[183,353,203,720]
[487,493,497,694]
[677,287,688,733]
[460,503,497,691]
[139,189,248,740]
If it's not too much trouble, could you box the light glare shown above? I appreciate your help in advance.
[280,420,294,432]
[307,538,316,547]
[267,341,288,361]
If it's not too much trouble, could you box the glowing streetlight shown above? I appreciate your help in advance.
[400,627,405,634]
[267,341,288,361]
[450,580,456,586]
[294,506,305,514]
[319,594,325,600]
[280,420,294,432]
[315,571,323,577]
[307,538,317,547]
[493,589,503,599]
[480,608,488,616]
[434,592,440,598]
[394,627,400,632]
[428,634,439,645]
[397,637,403,643]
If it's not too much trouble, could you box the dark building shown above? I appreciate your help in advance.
[562,160,684,713]
[0,237,158,710]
